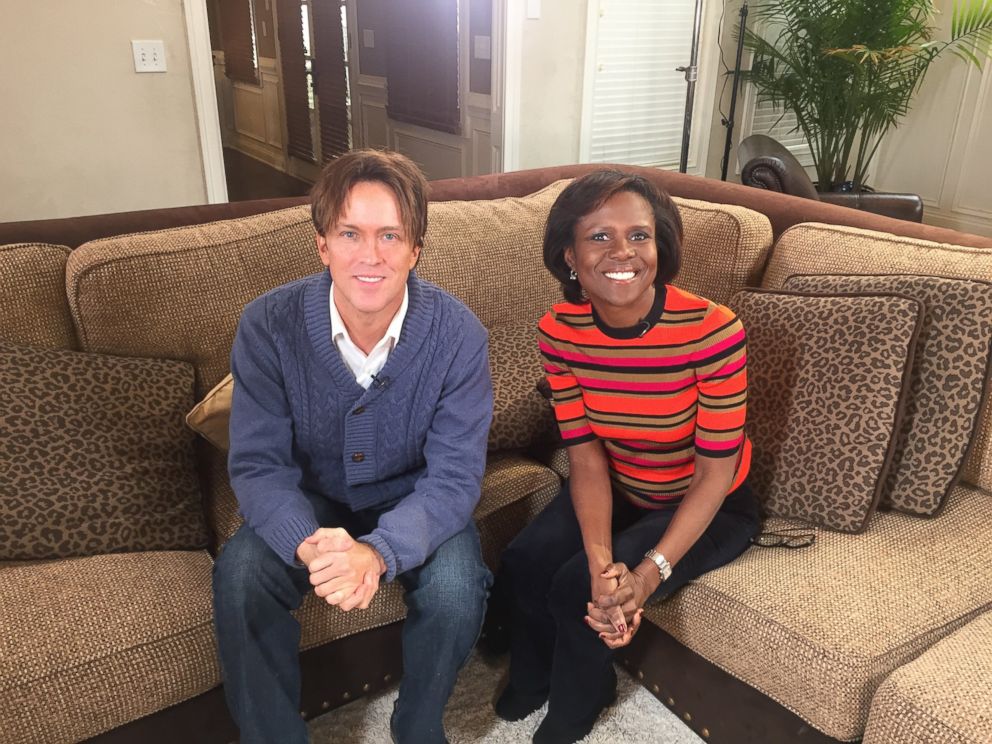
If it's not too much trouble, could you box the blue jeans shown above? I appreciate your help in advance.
[213,498,492,744]
[496,479,760,729]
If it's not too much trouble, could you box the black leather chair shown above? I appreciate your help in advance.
[738,134,924,223]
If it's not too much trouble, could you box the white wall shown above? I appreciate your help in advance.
[516,0,588,169]
[0,0,208,222]
[702,0,992,240]
[873,2,992,238]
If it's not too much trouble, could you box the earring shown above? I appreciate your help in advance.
[569,268,577,281]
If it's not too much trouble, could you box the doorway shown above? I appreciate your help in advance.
[192,0,499,200]
[205,0,353,199]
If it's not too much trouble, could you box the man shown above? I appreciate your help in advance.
[213,149,493,744]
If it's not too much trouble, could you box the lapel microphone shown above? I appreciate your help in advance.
[371,373,390,390]
[637,319,651,338]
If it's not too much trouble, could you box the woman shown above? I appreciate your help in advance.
[494,171,760,743]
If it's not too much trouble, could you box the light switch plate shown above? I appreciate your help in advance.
[363,28,375,48]
[473,35,491,60]
[526,0,541,19]
[132,40,166,73]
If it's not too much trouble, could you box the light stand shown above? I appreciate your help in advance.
[677,0,705,173]
[720,2,749,181]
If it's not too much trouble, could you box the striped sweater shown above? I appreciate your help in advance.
[538,284,750,508]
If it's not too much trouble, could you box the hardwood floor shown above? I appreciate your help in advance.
[223,148,312,202]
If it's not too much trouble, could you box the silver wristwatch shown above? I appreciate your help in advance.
[644,549,672,582]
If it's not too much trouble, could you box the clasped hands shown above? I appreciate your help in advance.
[296,528,385,612]
[585,561,658,649]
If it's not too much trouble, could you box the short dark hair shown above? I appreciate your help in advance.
[310,149,429,247]
[543,170,683,304]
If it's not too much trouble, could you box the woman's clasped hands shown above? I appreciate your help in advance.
[585,561,659,649]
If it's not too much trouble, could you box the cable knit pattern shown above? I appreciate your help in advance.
[229,270,493,579]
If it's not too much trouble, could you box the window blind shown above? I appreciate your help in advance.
[385,0,460,135]
[744,18,813,168]
[219,0,259,84]
[586,0,696,168]
[275,0,315,162]
[311,0,351,162]
[749,96,814,167]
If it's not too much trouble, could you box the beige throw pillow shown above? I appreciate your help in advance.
[185,373,233,451]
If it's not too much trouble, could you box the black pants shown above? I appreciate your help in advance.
[496,479,760,727]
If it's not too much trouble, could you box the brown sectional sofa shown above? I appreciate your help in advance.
[2,164,991,744]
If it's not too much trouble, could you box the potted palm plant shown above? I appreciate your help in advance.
[743,0,992,192]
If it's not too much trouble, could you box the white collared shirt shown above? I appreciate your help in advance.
[329,284,408,389]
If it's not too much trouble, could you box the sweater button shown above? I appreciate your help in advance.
[352,452,365,463]
[353,406,365,415]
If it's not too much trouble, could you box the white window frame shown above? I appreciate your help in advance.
[578,0,722,174]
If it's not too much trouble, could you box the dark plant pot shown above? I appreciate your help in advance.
[814,181,876,194]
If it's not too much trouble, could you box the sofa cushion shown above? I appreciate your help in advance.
[0,342,207,560]
[733,289,922,532]
[66,206,321,549]
[646,483,992,741]
[784,274,992,516]
[0,457,559,743]
[417,180,569,329]
[762,222,992,494]
[418,184,774,331]
[294,452,560,648]
[863,611,992,744]
[0,243,76,349]
[472,451,561,570]
[66,206,320,398]
[203,443,242,548]
[672,197,773,306]
[0,551,218,743]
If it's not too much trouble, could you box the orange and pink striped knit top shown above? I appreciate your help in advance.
[538,284,751,508]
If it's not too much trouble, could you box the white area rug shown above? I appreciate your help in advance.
[309,651,703,743]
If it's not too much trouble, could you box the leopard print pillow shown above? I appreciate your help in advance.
[733,290,923,532]
[784,275,992,517]
[488,321,557,451]
[0,342,207,559]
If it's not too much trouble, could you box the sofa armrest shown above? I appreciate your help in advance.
[740,157,824,200]
[738,134,821,200]
[818,192,924,223]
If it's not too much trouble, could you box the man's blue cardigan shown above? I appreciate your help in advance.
[228,270,493,581]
